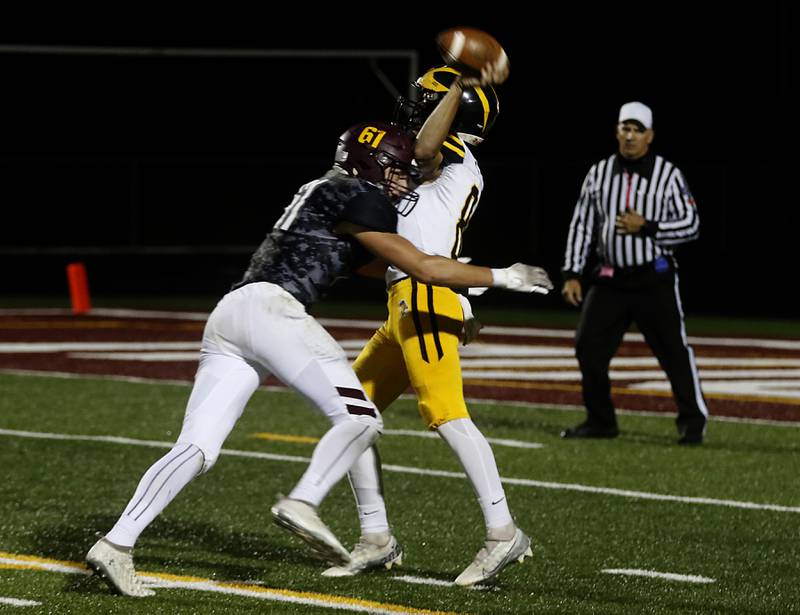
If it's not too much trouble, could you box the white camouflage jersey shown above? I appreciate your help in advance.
[386,136,484,285]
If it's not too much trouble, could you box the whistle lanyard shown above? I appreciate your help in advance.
[624,169,633,211]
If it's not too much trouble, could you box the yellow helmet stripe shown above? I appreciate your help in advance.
[475,87,490,135]
[418,66,461,92]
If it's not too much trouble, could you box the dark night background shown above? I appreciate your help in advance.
[1,4,797,317]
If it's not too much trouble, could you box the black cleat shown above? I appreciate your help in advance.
[561,422,619,439]
[677,432,704,445]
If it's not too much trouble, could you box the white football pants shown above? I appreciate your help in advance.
[106,282,381,547]
[178,282,382,471]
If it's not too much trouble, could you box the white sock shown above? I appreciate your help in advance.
[290,421,379,507]
[347,445,390,534]
[105,443,204,548]
[437,418,514,531]
[486,521,517,550]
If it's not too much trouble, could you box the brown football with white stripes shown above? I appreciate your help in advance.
[436,27,509,75]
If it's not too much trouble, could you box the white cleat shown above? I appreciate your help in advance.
[454,528,533,587]
[271,497,350,566]
[322,535,404,577]
[85,537,155,597]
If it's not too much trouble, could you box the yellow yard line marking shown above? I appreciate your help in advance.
[0,551,87,569]
[252,431,542,450]
[145,571,209,583]
[0,551,458,615]
[0,563,60,571]
[251,432,320,444]
[210,581,456,614]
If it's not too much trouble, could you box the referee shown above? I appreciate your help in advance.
[561,101,708,445]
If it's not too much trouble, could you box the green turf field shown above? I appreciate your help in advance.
[1,373,798,614]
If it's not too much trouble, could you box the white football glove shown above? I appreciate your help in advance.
[490,263,553,294]
[457,293,482,345]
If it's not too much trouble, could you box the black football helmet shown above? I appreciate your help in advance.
[334,121,420,215]
[394,66,500,146]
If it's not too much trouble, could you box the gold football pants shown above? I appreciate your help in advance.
[353,278,469,429]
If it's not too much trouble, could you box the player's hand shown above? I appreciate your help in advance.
[463,316,483,345]
[615,210,645,234]
[562,278,583,306]
[458,57,510,88]
[457,293,483,345]
[491,263,553,294]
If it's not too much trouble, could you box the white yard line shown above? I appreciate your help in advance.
[1,428,797,514]
[0,597,42,607]
[0,342,199,353]
[6,340,800,371]
[383,428,543,449]
[68,352,201,361]
[391,575,455,587]
[0,307,209,320]
[3,309,800,349]
[389,576,492,591]
[1,368,799,428]
[602,568,716,584]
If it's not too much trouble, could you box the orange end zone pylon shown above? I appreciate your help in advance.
[66,262,92,315]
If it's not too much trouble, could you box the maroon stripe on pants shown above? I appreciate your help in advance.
[347,404,376,417]
[337,386,367,401]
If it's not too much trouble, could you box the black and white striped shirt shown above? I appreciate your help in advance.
[562,152,700,276]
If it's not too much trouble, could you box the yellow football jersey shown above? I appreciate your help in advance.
[355,141,483,428]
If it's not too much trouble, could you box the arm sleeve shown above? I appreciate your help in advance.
[653,168,700,246]
[562,167,597,276]
[339,190,398,233]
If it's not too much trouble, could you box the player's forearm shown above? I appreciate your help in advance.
[414,82,463,161]
[352,228,491,288]
[411,255,493,288]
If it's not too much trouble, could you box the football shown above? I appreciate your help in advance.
[436,27,508,75]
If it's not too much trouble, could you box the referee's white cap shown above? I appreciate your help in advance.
[618,101,653,129]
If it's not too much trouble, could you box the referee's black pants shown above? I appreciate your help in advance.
[574,269,708,435]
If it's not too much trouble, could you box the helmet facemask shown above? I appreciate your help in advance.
[375,151,421,216]
[393,93,439,135]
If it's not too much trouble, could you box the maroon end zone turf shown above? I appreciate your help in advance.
[1,311,798,423]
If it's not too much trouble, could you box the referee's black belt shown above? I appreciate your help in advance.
[604,256,672,276]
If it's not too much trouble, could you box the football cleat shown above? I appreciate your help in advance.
[454,528,533,587]
[321,535,404,577]
[85,536,154,597]
[271,497,351,566]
